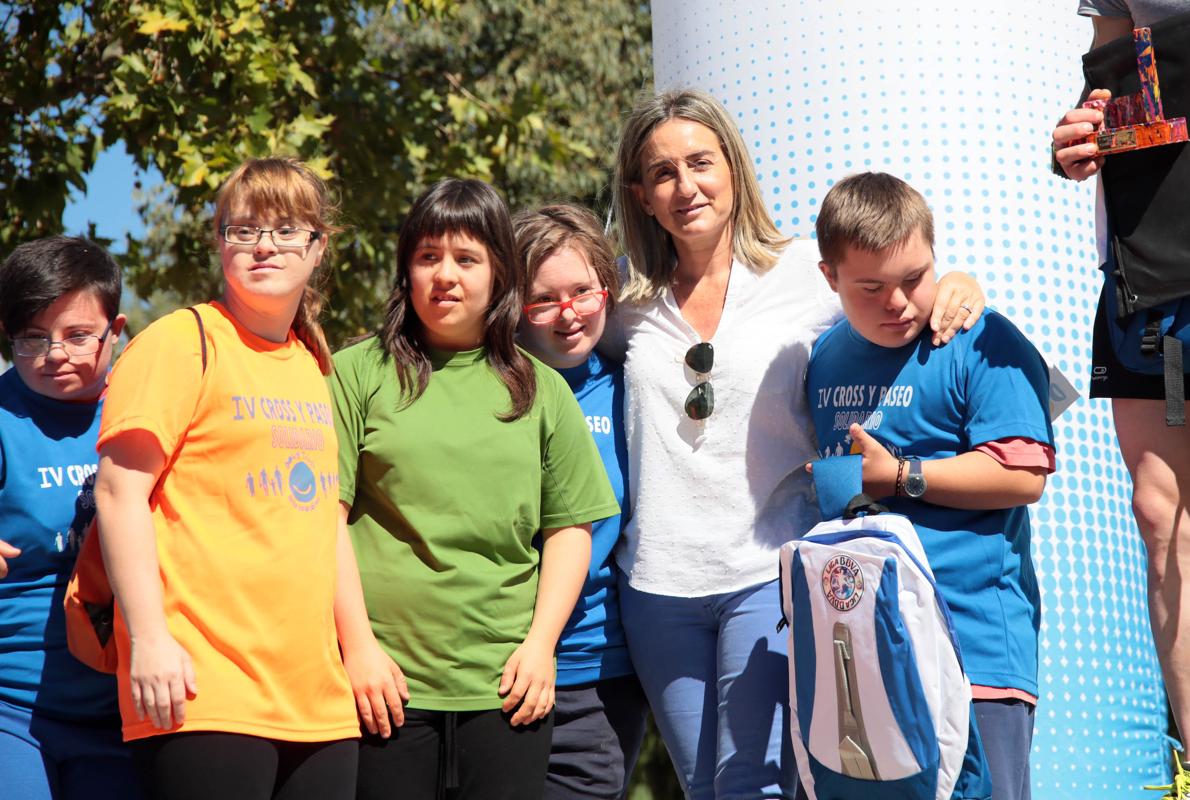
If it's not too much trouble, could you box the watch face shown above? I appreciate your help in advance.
[905,473,927,498]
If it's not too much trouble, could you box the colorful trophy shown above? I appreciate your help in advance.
[1080,27,1188,155]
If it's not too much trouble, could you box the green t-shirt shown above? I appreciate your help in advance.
[330,339,619,711]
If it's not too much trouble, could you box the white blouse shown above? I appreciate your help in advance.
[610,238,842,596]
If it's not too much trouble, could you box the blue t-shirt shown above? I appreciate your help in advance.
[0,368,118,718]
[553,351,634,686]
[805,311,1053,696]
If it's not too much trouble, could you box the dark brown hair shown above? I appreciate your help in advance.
[0,236,121,337]
[512,204,620,312]
[378,178,536,420]
[816,172,935,274]
[213,156,340,375]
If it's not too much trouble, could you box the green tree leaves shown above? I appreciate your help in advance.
[2,1,650,344]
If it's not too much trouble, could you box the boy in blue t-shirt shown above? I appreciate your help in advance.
[805,173,1055,800]
[0,236,139,800]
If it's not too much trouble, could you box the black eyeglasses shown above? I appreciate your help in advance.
[12,320,114,358]
[684,342,714,420]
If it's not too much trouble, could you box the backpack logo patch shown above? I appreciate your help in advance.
[822,555,864,612]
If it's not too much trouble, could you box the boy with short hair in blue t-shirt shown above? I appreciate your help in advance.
[0,236,140,800]
[805,173,1055,800]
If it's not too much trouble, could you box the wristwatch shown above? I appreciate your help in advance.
[904,459,927,499]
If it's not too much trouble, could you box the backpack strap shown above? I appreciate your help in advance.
[1164,335,1185,426]
[1139,310,1185,426]
[186,306,207,374]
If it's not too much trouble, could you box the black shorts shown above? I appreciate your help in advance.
[1090,285,1174,400]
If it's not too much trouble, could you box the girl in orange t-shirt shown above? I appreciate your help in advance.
[94,158,392,800]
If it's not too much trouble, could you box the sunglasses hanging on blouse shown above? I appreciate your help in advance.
[684,341,714,420]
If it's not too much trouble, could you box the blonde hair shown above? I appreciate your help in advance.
[612,88,790,303]
[815,172,935,274]
[212,156,340,375]
[512,204,620,312]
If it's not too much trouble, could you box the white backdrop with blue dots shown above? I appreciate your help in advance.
[650,2,1169,797]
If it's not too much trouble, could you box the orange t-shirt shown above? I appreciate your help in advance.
[98,302,357,742]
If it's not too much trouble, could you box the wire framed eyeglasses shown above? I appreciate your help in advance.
[220,225,321,247]
[12,320,114,358]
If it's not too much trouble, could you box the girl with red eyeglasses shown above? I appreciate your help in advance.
[514,204,650,800]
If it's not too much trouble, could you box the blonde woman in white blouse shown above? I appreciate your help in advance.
[607,88,985,799]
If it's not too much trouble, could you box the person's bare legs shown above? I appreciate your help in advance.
[1115,398,1190,746]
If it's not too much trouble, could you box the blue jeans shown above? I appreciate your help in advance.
[0,698,142,800]
[619,577,797,800]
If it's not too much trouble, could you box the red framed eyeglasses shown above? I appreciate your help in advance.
[522,289,609,325]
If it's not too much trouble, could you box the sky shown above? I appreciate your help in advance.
[61,141,160,249]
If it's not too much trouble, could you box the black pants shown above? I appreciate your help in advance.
[358,708,553,800]
[130,732,358,800]
[544,676,649,800]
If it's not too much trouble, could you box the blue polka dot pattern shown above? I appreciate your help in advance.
[651,3,1169,797]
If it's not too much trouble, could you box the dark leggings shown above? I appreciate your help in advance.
[357,708,553,800]
[130,732,358,800]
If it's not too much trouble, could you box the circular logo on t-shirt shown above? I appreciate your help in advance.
[822,554,864,612]
[287,454,319,511]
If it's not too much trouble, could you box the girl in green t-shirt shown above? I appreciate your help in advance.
[331,178,618,800]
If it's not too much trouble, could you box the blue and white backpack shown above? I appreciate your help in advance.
[779,500,991,800]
